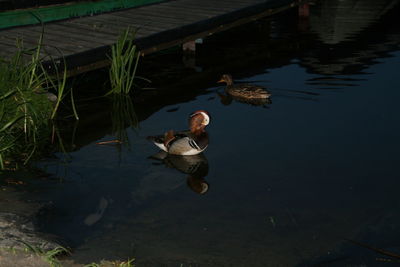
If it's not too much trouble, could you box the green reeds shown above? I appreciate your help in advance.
[0,39,52,168]
[0,33,74,169]
[108,28,140,94]
[0,90,23,169]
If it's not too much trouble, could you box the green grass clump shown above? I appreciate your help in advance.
[0,41,53,168]
[84,259,135,267]
[3,241,136,267]
[0,36,74,169]
[108,28,140,95]
[22,243,68,267]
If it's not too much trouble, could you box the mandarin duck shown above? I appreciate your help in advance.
[147,110,210,156]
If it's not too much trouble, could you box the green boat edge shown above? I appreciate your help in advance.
[0,0,165,30]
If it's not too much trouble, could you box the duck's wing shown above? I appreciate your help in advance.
[148,130,208,155]
[228,84,271,99]
[168,137,203,156]
[168,132,208,156]
[147,130,190,152]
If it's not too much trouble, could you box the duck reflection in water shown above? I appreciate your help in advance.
[217,74,272,107]
[149,151,210,195]
[217,92,272,106]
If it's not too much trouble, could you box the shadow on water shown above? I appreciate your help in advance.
[1,0,400,266]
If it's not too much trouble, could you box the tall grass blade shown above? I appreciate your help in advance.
[70,86,79,120]
[108,28,141,95]
[0,115,24,132]
[0,90,16,101]
[0,154,4,169]
[49,57,67,120]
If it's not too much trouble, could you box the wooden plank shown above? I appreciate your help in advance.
[120,10,210,28]
[160,2,245,12]
[103,14,185,31]
[95,13,177,29]
[105,11,184,24]
[138,3,232,14]
[134,4,220,17]
[30,25,113,47]
[0,41,22,55]
[10,28,92,53]
[0,36,75,60]
[58,21,150,40]
[76,20,167,35]
[113,13,184,28]
[128,8,208,21]
[64,15,160,35]
[55,20,123,38]
[49,20,119,38]
[0,31,58,51]
[65,17,160,37]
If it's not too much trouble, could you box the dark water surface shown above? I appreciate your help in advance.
[8,0,400,266]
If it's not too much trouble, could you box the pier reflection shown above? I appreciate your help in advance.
[300,0,400,76]
[309,0,399,45]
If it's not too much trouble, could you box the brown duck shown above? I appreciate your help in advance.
[218,74,271,100]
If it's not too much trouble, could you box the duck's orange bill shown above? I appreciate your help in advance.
[217,79,225,83]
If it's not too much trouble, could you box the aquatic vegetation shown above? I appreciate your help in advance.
[0,41,53,168]
[0,35,74,169]
[108,28,140,95]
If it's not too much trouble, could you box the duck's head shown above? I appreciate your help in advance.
[189,110,211,133]
[218,74,233,86]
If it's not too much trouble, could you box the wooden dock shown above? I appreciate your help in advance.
[0,0,301,76]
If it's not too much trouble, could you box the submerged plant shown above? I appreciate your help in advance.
[108,28,140,94]
[111,94,139,145]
